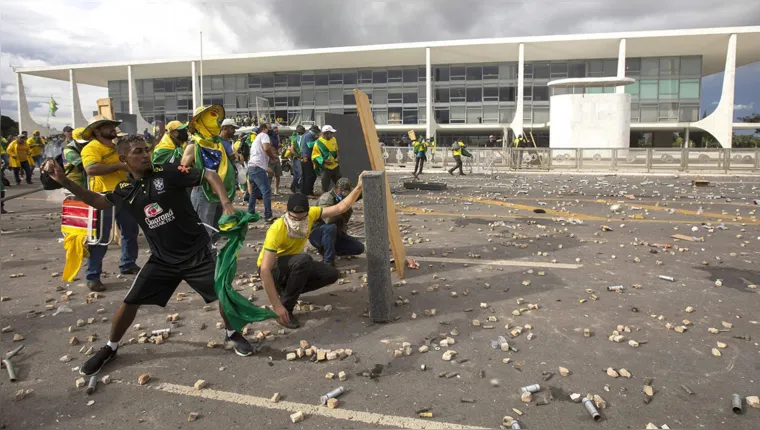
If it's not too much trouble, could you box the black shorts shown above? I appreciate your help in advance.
[124,246,217,307]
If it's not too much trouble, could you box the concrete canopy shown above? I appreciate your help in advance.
[14,26,760,88]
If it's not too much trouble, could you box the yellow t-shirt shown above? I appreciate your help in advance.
[81,140,126,192]
[27,137,45,156]
[257,207,323,267]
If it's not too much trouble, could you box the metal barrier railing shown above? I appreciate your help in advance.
[380,146,760,173]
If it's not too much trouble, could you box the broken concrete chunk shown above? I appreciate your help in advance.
[12,333,25,342]
[418,345,429,353]
[101,375,111,385]
[570,393,582,402]
[327,398,339,409]
[643,385,654,397]
[472,319,481,326]
[716,341,727,349]
[338,371,347,382]
[685,306,694,313]
[711,348,722,357]
[75,377,86,388]
[628,340,640,348]
[326,351,338,361]
[286,353,297,361]
[559,366,570,377]
[193,379,207,390]
[746,396,759,409]
[721,321,733,329]
[708,327,719,334]
[619,368,632,378]
[69,336,79,345]
[270,392,281,403]
[442,350,457,361]
[593,394,607,409]
[521,391,532,403]
[299,340,310,350]
[607,368,619,378]
[138,373,151,385]
[187,412,200,422]
[290,411,305,423]
[646,424,658,430]
[59,355,73,363]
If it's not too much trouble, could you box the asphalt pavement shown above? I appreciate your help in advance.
[1,171,759,429]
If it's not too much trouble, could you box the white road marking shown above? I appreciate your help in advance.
[409,256,581,269]
[121,381,484,429]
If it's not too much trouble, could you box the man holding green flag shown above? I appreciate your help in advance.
[42,135,268,376]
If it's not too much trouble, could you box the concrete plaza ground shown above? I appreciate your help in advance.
[1,171,759,429]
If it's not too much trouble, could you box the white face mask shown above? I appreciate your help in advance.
[283,213,310,238]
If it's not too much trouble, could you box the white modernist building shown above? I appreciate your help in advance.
[13,26,760,148]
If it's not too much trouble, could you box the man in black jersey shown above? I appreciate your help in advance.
[43,135,255,376]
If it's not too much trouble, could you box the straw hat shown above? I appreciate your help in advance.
[188,104,225,133]
[82,115,122,140]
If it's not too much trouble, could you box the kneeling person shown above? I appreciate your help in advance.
[43,136,255,377]
[258,177,365,329]
[309,178,365,266]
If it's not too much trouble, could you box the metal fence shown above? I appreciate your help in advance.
[380,146,760,174]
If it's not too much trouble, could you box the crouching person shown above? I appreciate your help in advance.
[258,174,365,329]
[309,178,365,267]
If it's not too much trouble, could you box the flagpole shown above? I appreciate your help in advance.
[46,94,51,129]
[199,31,204,106]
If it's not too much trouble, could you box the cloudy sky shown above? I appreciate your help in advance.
[1,0,759,131]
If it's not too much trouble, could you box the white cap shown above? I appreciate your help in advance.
[221,118,240,128]
[321,125,337,133]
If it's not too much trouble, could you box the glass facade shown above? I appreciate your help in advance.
[107,56,701,126]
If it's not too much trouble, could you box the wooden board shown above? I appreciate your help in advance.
[97,98,114,120]
[354,89,406,279]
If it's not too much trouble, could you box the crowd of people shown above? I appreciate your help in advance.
[23,104,368,378]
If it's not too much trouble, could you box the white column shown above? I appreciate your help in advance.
[16,73,24,133]
[127,65,136,114]
[509,43,525,142]
[693,34,736,148]
[191,61,199,112]
[69,69,88,127]
[16,73,55,135]
[425,47,433,139]
[616,39,627,94]
[127,65,153,133]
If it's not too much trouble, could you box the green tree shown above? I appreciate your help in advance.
[737,113,760,134]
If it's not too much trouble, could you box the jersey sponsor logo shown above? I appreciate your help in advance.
[144,202,163,218]
[145,208,175,229]
[153,177,165,191]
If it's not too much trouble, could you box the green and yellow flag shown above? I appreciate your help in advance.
[215,210,276,332]
[152,132,184,164]
[49,97,58,117]
[192,133,236,202]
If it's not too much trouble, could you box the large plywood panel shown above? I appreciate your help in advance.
[354,89,406,279]
[325,113,372,186]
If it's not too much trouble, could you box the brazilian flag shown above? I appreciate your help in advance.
[49,97,58,117]
[215,210,276,331]
[311,137,337,176]
[192,134,236,202]
[152,132,184,164]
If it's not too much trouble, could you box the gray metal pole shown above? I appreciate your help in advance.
[361,171,393,323]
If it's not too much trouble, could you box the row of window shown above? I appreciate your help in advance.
[107,56,702,97]
[125,79,699,115]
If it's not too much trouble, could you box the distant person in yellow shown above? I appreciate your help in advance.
[63,127,90,188]
[311,125,340,193]
[80,115,140,292]
[152,121,188,164]
[412,138,428,179]
[447,139,469,176]
[27,130,45,168]
[7,134,34,185]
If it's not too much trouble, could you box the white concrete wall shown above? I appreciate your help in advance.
[549,93,631,149]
